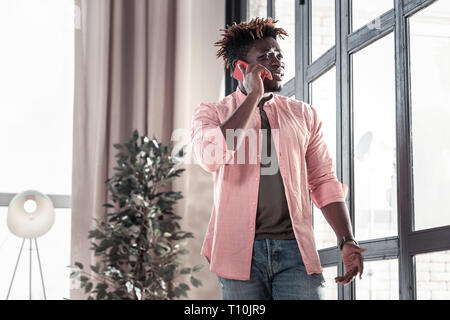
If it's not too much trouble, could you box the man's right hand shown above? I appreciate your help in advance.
[237,62,273,98]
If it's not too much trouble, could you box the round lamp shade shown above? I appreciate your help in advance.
[7,190,55,238]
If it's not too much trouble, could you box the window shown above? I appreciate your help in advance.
[409,0,450,231]
[415,250,450,300]
[311,0,335,62]
[0,0,74,299]
[351,0,393,32]
[310,67,338,250]
[322,265,338,300]
[275,0,296,84]
[229,0,450,300]
[355,259,399,300]
[249,0,267,21]
[352,33,397,241]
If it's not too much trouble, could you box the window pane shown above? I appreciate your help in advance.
[351,0,393,32]
[355,259,399,300]
[275,0,295,84]
[322,265,338,300]
[310,67,337,250]
[416,250,450,300]
[248,0,267,20]
[0,207,72,299]
[352,33,397,241]
[409,0,450,231]
[311,0,335,62]
[0,0,74,195]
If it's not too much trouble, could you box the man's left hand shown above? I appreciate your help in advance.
[334,242,366,285]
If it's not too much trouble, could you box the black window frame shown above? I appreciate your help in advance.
[226,0,450,300]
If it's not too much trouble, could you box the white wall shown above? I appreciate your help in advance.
[173,0,226,300]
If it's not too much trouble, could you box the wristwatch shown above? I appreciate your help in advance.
[339,235,358,251]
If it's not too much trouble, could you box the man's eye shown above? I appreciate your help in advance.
[260,53,283,60]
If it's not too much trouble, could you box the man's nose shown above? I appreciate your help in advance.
[267,52,282,67]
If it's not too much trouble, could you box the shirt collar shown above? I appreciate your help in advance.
[235,86,275,108]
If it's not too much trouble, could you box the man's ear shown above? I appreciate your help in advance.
[229,59,237,77]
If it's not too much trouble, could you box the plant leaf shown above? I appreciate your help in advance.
[193,264,204,272]
[180,267,191,275]
[85,282,93,293]
[190,276,202,288]
[179,283,190,291]
[97,289,106,300]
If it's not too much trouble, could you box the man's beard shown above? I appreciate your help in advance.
[267,82,283,93]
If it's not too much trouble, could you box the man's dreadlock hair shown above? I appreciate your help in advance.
[214,17,289,76]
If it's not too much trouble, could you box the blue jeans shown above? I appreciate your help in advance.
[217,239,326,300]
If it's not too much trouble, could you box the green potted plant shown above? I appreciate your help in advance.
[69,129,202,300]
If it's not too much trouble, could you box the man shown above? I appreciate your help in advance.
[190,17,365,300]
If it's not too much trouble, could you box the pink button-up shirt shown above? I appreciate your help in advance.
[190,86,348,280]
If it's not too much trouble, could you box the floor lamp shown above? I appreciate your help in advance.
[6,190,55,300]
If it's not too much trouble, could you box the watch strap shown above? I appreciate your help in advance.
[339,235,358,250]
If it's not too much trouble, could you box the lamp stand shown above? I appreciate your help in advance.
[6,238,47,300]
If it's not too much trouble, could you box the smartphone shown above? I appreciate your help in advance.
[233,59,266,82]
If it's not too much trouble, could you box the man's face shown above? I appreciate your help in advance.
[235,36,285,93]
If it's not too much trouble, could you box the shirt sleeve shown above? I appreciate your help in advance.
[305,104,349,209]
[190,103,237,173]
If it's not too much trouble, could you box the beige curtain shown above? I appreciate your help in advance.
[71,0,176,299]
[71,0,225,300]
